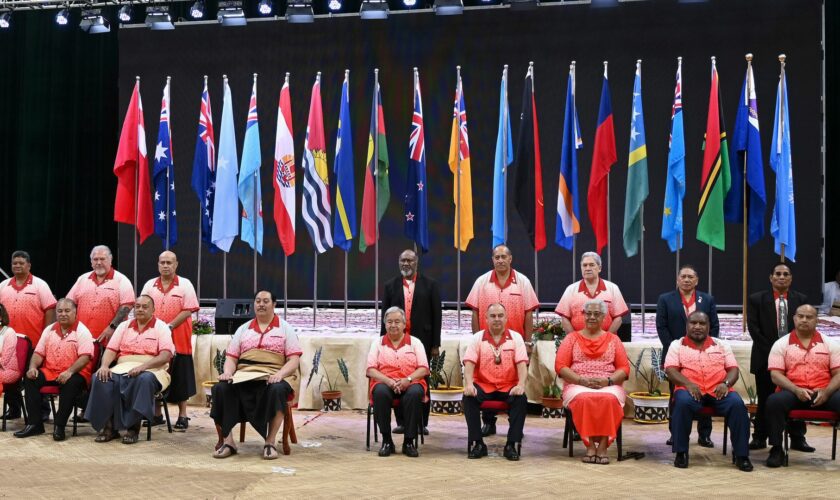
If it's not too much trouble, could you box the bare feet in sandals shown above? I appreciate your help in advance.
[263,444,279,460]
[213,443,238,459]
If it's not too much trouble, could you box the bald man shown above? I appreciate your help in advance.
[140,251,199,431]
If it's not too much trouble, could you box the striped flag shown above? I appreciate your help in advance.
[273,75,296,256]
[556,63,583,250]
[333,71,356,252]
[360,76,390,252]
[770,63,796,261]
[448,72,474,252]
[587,66,617,255]
[238,77,264,254]
[404,69,429,253]
[153,78,177,248]
[211,77,240,253]
[662,58,686,252]
[190,78,219,253]
[513,64,547,251]
[622,61,649,257]
[301,74,333,254]
[491,67,513,248]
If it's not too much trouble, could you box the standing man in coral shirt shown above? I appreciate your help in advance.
[67,245,135,345]
[0,250,57,419]
[141,251,199,431]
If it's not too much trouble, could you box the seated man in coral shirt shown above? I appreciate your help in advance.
[15,298,94,441]
[764,305,840,467]
[462,303,528,461]
[664,311,753,472]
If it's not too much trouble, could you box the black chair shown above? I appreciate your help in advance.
[563,407,623,461]
[143,387,173,441]
[366,397,424,451]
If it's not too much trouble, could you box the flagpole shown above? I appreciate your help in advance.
[313,251,318,327]
[503,64,509,245]
[374,68,380,328]
[284,255,288,320]
[637,59,645,334]
[456,66,463,331]
[571,61,577,284]
[133,75,140,294]
[197,75,207,300]
[222,73,228,301]
[251,74,258,294]
[529,61,539,319]
[778,54,787,263]
[742,54,753,333]
[165,76,172,251]
[604,61,612,282]
[342,69,349,328]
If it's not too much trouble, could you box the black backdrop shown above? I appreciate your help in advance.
[113,0,823,308]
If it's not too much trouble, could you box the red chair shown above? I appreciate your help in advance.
[783,410,839,466]
[40,344,102,437]
[563,406,623,461]
[694,406,731,456]
[1,335,33,431]
[468,400,521,456]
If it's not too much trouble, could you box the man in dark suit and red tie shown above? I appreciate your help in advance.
[381,249,442,435]
[747,262,811,452]
[656,264,720,448]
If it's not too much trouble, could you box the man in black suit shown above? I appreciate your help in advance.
[747,262,812,452]
[656,264,720,448]
[381,249,442,434]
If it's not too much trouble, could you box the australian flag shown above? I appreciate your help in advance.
[191,80,218,252]
[153,79,177,248]
[404,70,429,253]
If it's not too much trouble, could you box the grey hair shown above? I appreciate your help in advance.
[581,251,601,267]
[583,298,608,315]
[384,306,406,322]
[90,245,113,259]
[486,302,507,313]
[56,298,77,310]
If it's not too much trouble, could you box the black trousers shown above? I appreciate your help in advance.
[394,376,430,428]
[23,371,86,429]
[463,385,526,444]
[210,379,291,439]
[373,383,423,444]
[766,389,840,447]
[754,369,805,441]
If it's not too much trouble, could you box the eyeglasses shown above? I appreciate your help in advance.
[583,311,604,317]
[773,272,791,277]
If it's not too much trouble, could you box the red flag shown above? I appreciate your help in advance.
[587,72,616,255]
[113,81,154,243]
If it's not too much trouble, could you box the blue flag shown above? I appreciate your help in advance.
[238,78,264,254]
[770,70,796,261]
[725,63,767,246]
[492,68,513,248]
[404,71,429,253]
[555,66,583,250]
[662,59,686,252]
[153,80,177,248]
[190,79,219,253]
[333,73,356,252]
[211,77,240,253]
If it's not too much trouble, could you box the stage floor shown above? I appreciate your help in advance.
[1,406,838,498]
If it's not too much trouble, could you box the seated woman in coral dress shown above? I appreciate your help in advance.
[555,298,630,464]
[0,303,23,388]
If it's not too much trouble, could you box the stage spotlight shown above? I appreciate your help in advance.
[328,0,342,11]
[286,2,314,23]
[258,0,273,15]
[118,4,133,22]
[218,1,247,25]
[360,0,388,19]
[79,9,110,34]
[403,0,416,6]
[146,6,175,30]
[508,0,538,10]
[591,0,619,7]
[434,0,463,15]
[55,8,70,25]
[0,11,10,29]
[190,0,205,19]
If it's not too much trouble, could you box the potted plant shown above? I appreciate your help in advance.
[192,318,214,336]
[201,348,226,407]
[308,347,349,411]
[429,351,464,415]
[541,375,564,418]
[739,372,758,416]
[627,347,670,424]
[532,318,566,342]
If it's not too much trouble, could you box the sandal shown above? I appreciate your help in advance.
[594,455,610,465]
[95,427,120,443]
[213,443,238,459]
[122,430,139,445]
[581,454,597,464]
[174,417,190,431]
[263,444,279,460]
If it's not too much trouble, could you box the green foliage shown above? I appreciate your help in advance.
[542,375,562,398]
[310,349,349,392]
[213,349,226,376]
[739,372,758,404]
[532,319,566,342]
[628,347,667,396]
[429,350,455,389]
[192,319,214,335]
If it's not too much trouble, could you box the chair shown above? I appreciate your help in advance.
[144,388,173,441]
[40,344,102,437]
[237,400,298,455]
[783,409,839,466]
[366,397,424,451]
[1,335,33,431]
[562,407,623,461]
[694,406,730,456]
[466,400,521,456]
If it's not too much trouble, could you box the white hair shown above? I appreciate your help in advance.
[583,298,608,315]
[90,245,113,259]
[581,251,601,267]
[384,306,406,322]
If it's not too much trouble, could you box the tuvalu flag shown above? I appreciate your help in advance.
[769,59,796,261]
[662,58,686,253]
[556,62,583,251]
[512,64,546,251]
[360,74,390,253]
[211,76,240,253]
[114,79,154,244]
[696,58,732,251]
[273,74,296,256]
[448,71,474,252]
[622,60,649,258]
[587,64,616,256]
[404,69,429,253]
[333,71,356,253]
[153,78,177,248]
[301,73,333,254]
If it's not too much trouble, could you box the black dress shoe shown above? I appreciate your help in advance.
[697,436,715,448]
[53,426,66,442]
[422,427,429,436]
[392,425,405,434]
[503,442,520,461]
[766,446,786,468]
[402,442,419,458]
[748,438,767,450]
[468,441,488,459]
[789,438,816,453]
[673,451,689,469]
[378,442,395,457]
[481,423,496,437]
[735,456,754,472]
[14,424,45,438]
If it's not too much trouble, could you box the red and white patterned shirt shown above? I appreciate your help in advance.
[141,275,199,355]
[463,329,529,393]
[225,316,303,360]
[664,336,738,396]
[367,334,429,395]
[67,268,135,339]
[106,317,174,358]
[555,278,629,332]
[35,320,96,384]
[0,274,56,344]
[768,331,840,390]
[466,270,539,335]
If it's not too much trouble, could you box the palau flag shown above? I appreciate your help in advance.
[587,65,616,256]
[770,65,796,261]
[190,78,219,253]
[662,58,686,253]
[556,63,583,251]
[333,71,357,253]
[622,61,649,258]
[360,75,390,253]
[301,73,333,254]
[238,77,264,254]
[448,72,474,252]
[404,69,429,253]
[211,77,240,253]
[492,66,513,248]
[153,78,178,248]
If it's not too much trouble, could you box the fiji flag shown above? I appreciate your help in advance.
[153,78,177,248]
[333,71,356,252]
[405,69,429,253]
[556,63,583,250]
[238,76,264,254]
[191,78,219,253]
[770,66,796,261]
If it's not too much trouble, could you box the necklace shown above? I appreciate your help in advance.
[489,338,504,364]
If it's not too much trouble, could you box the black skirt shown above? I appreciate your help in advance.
[166,353,197,403]
[210,379,292,438]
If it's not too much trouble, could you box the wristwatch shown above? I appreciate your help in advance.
[109,322,118,330]
[607,377,613,386]
[406,376,413,383]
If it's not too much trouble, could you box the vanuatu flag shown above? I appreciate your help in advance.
[360,76,390,252]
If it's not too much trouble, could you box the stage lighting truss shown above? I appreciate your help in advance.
[328,0,342,12]
[507,0,538,10]
[79,8,109,33]
[0,11,10,28]
[258,0,273,15]
[286,1,313,23]
[218,0,247,25]
[189,0,205,19]
[146,6,174,29]
[360,0,388,20]
[434,0,463,15]
[118,4,133,22]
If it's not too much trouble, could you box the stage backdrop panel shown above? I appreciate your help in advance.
[118,0,823,308]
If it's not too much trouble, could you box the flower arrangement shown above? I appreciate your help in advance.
[192,318,214,335]
[627,347,667,396]
[532,318,566,342]
[308,346,349,392]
